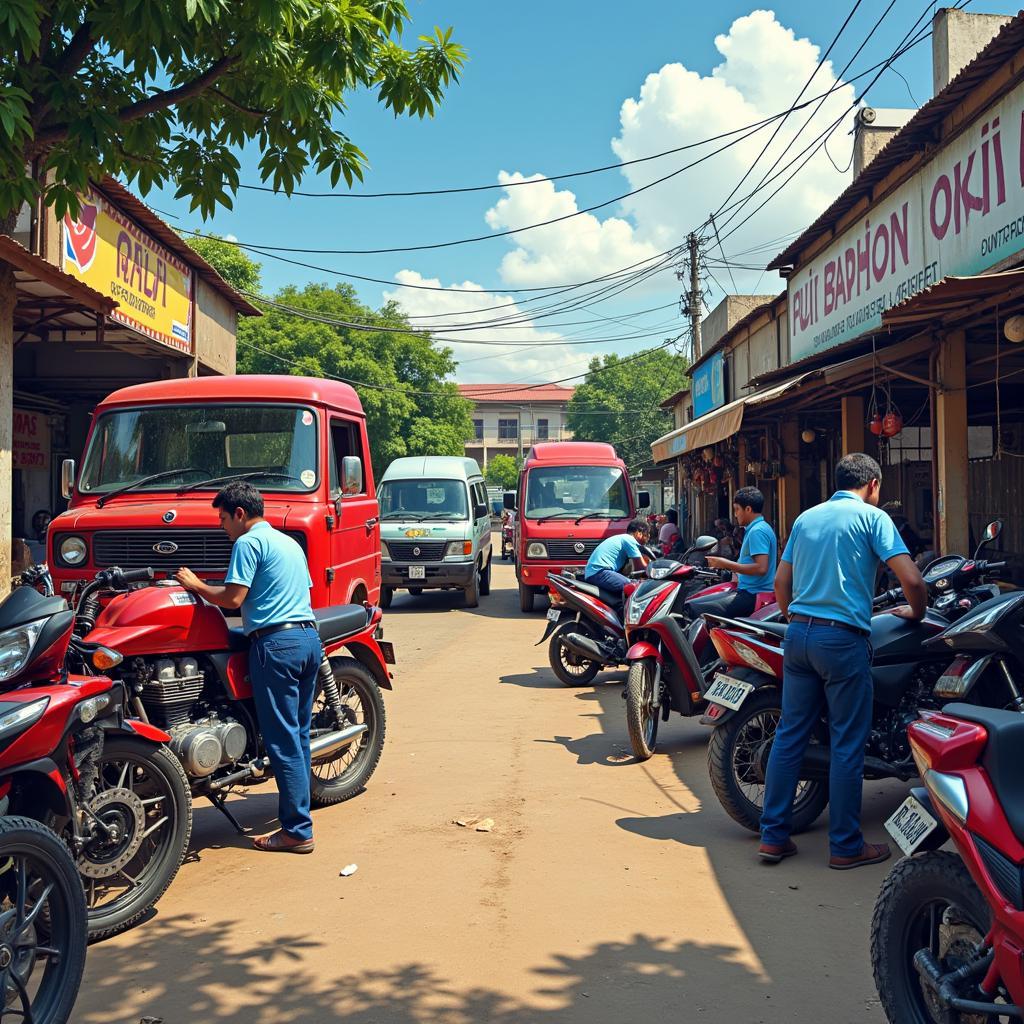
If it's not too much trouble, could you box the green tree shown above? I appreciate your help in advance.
[238,282,473,475]
[186,235,261,294]
[485,454,518,491]
[566,348,687,472]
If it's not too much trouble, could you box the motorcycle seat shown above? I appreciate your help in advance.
[314,605,370,643]
[737,619,789,640]
[943,702,1024,843]
[568,579,620,607]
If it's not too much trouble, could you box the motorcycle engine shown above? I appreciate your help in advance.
[872,664,946,766]
[169,714,248,777]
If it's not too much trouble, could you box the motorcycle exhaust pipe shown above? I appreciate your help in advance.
[560,632,608,664]
[310,723,368,761]
[798,746,900,781]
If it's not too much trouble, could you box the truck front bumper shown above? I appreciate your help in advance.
[519,562,586,591]
[383,561,475,589]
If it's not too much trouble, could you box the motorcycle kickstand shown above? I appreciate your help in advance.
[208,793,246,835]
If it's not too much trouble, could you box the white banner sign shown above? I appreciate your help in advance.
[789,80,1024,362]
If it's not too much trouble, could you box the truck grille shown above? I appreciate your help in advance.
[92,529,306,571]
[387,540,446,561]
[545,539,600,559]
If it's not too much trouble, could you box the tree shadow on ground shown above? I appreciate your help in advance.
[75,919,771,1024]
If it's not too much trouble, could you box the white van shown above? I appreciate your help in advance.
[378,456,493,608]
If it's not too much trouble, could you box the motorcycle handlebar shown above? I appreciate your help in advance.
[115,567,156,584]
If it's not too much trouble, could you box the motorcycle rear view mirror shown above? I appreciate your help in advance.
[689,534,718,554]
[974,520,1003,559]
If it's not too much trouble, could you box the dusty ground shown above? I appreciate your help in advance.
[73,554,900,1024]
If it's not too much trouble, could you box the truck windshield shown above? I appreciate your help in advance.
[379,479,468,521]
[524,466,630,519]
[79,405,319,494]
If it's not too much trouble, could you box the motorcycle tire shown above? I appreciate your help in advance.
[706,687,828,835]
[84,737,193,942]
[519,581,535,613]
[871,851,991,1024]
[464,563,481,608]
[380,586,393,610]
[625,658,660,760]
[0,816,87,1024]
[548,620,600,687]
[480,558,491,596]
[310,657,387,807]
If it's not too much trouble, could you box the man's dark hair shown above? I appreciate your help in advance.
[628,518,651,536]
[733,486,764,513]
[835,453,883,491]
[212,480,265,519]
[666,509,678,524]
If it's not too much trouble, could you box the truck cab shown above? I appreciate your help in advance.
[48,375,380,608]
[508,441,648,612]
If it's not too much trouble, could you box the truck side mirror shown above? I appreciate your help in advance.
[503,492,516,510]
[341,456,363,497]
[61,459,76,500]
[637,491,651,509]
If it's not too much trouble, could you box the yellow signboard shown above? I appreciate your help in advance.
[61,187,193,353]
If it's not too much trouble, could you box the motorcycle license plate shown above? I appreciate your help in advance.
[885,795,938,857]
[378,641,396,664]
[704,674,754,711]
[546,608,561,622]
[408,566,426,580]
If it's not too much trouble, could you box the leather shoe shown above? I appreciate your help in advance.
[758,839,798,864]
[829,841,890,870]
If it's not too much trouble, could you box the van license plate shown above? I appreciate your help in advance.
[885,795,938,857]
[408,566,425,580]
[704,674,754,711]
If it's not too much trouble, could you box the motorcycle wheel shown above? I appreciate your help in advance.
[871,851,991,1024]
[706,687,828,835]
[625,658,660,761]
[548,621,600,687]
[309,657,387,807]
[81,737,193,942]
[0,816,87,1024]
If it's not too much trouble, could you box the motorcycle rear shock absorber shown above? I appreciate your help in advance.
[317,653,347,723]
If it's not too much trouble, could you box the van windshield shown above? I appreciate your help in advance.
[379,479,469,521]
[79,405,319,493]
[524,466,631,519]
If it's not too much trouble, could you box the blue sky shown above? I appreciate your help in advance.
[148,2,1023,382]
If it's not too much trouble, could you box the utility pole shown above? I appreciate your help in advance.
[678,232,702,360]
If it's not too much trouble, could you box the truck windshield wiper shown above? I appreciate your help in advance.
[574,510,611,524]
[381,511,426,520]
[535,511,578,523]
[176,471,302,494]
[95,467,205,507]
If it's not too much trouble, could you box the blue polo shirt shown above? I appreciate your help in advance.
[782,491,908,632]
[586,533,642,576]
[736,515,778,594]
[225,521,315,635]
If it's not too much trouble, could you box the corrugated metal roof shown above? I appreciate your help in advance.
[882,269,1024,327]
[0,233,117,315]
[769,11,1024,271]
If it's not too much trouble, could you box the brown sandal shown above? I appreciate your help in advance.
[829,841,890,870]
[253,830,315,854]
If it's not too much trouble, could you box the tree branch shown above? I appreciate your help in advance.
[210,86,267,118]
[54,21,95,77]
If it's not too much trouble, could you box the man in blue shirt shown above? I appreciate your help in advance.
[175,481,321,855]
[584,518,651,599]
[759,454,927,870]
[690,486,777,619]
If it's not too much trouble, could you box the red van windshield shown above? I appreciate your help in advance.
[524,466,630,519]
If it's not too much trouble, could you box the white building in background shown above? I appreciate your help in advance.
[458,384,575,468]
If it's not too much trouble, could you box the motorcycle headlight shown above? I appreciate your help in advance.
[58,535,87,566]
[526,542,548,559]
[0,622,44,682]
[381,541,391,561]
[626,583,672,626]
[0,696,49,740]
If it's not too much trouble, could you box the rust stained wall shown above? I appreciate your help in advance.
[193,279,237,375]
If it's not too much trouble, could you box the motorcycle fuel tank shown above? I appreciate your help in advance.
[86,584,231,656]
[870,610,949,663]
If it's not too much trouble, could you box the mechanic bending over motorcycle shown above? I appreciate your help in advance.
[175,481,321,855]
[689,486,778,619]
[583,518,651,601]
[759,453,927,870]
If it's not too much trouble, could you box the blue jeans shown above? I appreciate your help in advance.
[585,568,630,597]
[760,621,874,857]
[250,626,323,841]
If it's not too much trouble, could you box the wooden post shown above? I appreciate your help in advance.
[841,394,866,454]
[778,418,802,537]
[935,330,970,555]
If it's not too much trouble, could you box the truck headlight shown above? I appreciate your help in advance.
[0,622,44,682]
[381,541,391,561]
[526,542,548,559]
[58,535,87,566]
[445,540,473,558]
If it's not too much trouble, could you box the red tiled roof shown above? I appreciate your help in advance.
[457,383,576,403]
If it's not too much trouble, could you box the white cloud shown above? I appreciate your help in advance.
[382,270,600,384]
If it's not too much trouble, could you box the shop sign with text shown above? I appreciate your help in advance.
[61,187,193,353]
[789,78,1024,362]
[692,350,726,418]
[13,409,49,471]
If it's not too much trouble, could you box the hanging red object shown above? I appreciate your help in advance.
[881,411,903,437]
[713,454,723,468]
[869,414,883,436]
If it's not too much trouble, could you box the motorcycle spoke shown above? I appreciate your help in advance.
[140,816,168,841]
[14,860,26,923]
[8,966,35,1024]
[117,868,140,890]
[116,761,130,791]
[15,883,53,937]
[24,945,59,961]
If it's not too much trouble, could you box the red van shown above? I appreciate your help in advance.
[507,441,649,612]
[49,375,381,608]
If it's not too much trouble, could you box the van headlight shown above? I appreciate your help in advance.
[526,542,548,559]
[445,540,473,560]
[0,622,44,682]
[58,535,87,566]
[0,697,50,740]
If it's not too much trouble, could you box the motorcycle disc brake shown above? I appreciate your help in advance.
[79,788,147,879]
[925,915,987,1024]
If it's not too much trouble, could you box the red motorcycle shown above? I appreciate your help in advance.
[74,566,395,831]
[0,569,191,941]
[871,591,1024,1023]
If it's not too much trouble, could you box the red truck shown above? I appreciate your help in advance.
[506,441,649,612]
[48,375,381,607]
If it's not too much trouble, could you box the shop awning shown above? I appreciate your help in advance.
[651,370,815,464]
[882,270,1024,329]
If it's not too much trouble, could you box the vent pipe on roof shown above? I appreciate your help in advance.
[932,7,1011,95]
[852,107,916,178]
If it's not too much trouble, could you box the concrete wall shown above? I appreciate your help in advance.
[193,279,237,375]
[852,108,916,177]
[932,8,1011,94]
[463,401,572,465]
[701,295,776,357]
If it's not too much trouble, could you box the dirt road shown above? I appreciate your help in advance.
[74,557,898,1023]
